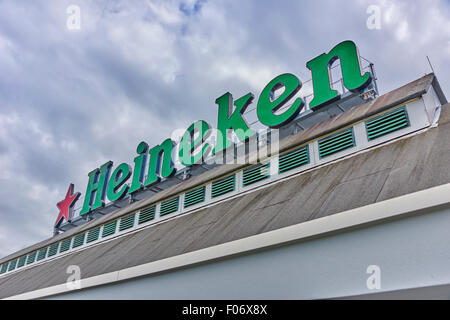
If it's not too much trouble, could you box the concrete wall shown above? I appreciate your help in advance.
[48,204,450,300]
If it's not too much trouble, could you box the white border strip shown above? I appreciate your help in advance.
[5,182,450,300]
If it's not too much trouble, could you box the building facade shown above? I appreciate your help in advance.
[0,72,448,300]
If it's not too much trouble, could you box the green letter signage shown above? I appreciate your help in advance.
[306,40,371,110]
[107,163,132,202]
[144,138,177,187]
[257,73,304,128]
[58,41,374,227]
[179,120,212,166]
[128,141,148,194]
[213,92,255,154]
[80,160,113,215]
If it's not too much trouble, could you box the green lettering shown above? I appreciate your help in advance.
[306,40,371,110]
[144,138,177,187]
[257,73,304,128]
[80,161,113,215]
[213,92,255,154]
[106,163,131,202]
[128,141,148,194]
[179,120,212,166]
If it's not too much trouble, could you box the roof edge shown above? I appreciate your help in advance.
[431,75,448,105]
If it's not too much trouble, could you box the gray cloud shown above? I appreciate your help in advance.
[0,0,449,257]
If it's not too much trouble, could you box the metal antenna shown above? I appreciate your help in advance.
[426,56,435,74]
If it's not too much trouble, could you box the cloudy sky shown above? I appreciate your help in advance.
[0,0,449,258]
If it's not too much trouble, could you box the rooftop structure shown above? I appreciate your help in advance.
[0,72,448,300]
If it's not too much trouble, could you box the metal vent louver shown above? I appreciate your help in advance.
[184,186,206,208]
[119,214,135,232]
[37,247,48,261]
[278,146,309,174]
[139,206,155,224]
[60,238,72,253]
[160,197,179,216]
[102,221,117,238]
[17,256,26,268]
[8,259,17,271]
[86,227,100,243]
[0,263,8,274]
[211,175,235,198]
[48,243,59,257]
[26,252,37,265]
[72,233,85,248]
[243,163,270,186]
[366,106,410,141]
[318,128,355,158]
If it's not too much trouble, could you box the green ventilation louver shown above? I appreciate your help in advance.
[0,263,8,274]
[37,247,48,261]
[17,256,27,268]
[318,128,355,158]
[8,259,17,271]
[119,214,135,232]
[243,163,270,186]
[278,146,310,174]
[26,252,37,265]
[184,186,206,208]
[72,233,85,248]
[48,243,59,257]
[211,175,235,198]
[102,221,117,238]
[139,206,155,224]
[160,197,179,216]
[86,227,100,243]
[366,106,410,141]
[60,238,72,253]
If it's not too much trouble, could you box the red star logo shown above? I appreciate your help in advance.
[55,184,81,228]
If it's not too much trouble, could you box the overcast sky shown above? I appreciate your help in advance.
[0,0,449,258]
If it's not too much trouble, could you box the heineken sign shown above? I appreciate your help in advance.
[55,40,372,228]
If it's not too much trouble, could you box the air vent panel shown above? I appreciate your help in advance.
[184,186,206,208]
[37,247,48,261]
[60,238,72,253]
[7,259,17,271]
[17,256,26,268]
[160,197,179,216]
[26,252,37,265]
[72,233,85,248]
[86,227,101,243]
[102,221,117,238]
[0,263,8,274]
[119,214,135,232]
[48,243,59,257]
[211,175,235,198]
[366,107,410,141]
[243,163,270,186]
[279,146,309,174]
[139,206,155,224]
[318,128,355,158]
